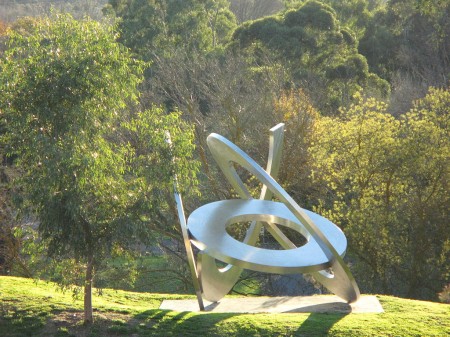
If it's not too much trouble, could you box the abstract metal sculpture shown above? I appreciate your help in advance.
[174,124,360,310]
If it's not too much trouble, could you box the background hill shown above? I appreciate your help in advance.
[0,0,283,22]
[0,0,107,21]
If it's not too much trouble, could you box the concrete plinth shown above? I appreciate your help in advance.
[159,295,383,314]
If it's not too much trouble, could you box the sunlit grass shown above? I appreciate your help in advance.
[1,276,449,337]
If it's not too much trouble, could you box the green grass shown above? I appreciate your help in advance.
[1,276,449,337]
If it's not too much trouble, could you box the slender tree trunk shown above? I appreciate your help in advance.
[84,256,94,324]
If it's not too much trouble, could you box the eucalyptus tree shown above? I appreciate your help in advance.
[285,0,382,39]
[358,0,449,114]
[309,88,449,300]
[0,13,198,323]
[104,0,237,61]
[231,0,390,114]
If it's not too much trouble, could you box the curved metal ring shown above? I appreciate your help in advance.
[188,199,347,273]
[203,133,360,303]
[198,124,285,301]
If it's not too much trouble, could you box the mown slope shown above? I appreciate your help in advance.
[0,276,448,336]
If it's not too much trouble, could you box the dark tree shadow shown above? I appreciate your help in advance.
[293,312,348,336]
[133,309,240,336]
[131,302,349,336]
[285,302,352,314]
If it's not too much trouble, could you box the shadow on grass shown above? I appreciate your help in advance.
[134,309,240,336]
[0,305,346,336]
[0,308,48,337]
[288,302,349,336]
[294,312,347,336]
[132,305,348,337]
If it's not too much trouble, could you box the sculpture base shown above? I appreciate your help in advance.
[159,295,383,313]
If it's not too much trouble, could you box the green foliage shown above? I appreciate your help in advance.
[231,0,389,114]
[120,107,199,244]
[285,1,337,30]
[290,0,379,39]
[0,0,108,22]
[9,225,47,278]
[310,87,449,299]
[233,1,342,57]
[104,0,237,60]
[273,89,320,206]
[359,0,449,85]
[0,13,145,323]
[0,13,145,260]
[0,12,199,322]
[123,107,198,197]
[0,145,20,277]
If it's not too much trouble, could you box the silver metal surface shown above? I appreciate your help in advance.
[174,188,205,310]
[175,124,360,310]
[199,124,285,301]
[188,199,347,273]
[206,133,360,303]
[168,131,204,310]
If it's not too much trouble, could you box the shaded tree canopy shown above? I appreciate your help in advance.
[104,0,237,60]
[230,0,390,113]
[359,0,449,85]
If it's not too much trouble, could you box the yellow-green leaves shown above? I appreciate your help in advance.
[310,88,449,298]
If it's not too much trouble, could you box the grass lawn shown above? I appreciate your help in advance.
[0,276,449,336]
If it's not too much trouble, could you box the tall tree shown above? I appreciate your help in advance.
[0,13,198,323]
[309,88,449,299]
[285,0,382,39]
[231,0,389,114]
[104,0,237,61]
[358,0,449,114]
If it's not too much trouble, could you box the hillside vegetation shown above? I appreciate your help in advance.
[0,276,449,337]
[0,0,107,22]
